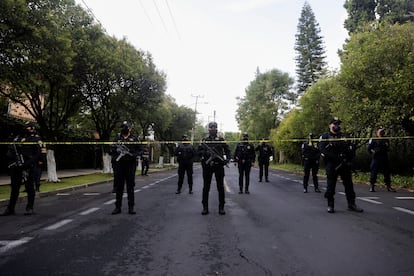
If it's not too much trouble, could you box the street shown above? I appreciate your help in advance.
[0,165,413,276]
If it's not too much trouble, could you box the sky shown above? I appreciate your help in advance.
[75,0,348,133]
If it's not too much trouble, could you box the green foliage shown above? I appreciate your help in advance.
[294,1,327,95]
[344,0,414,34]
[236,69,295,139]
[338,23,414,138]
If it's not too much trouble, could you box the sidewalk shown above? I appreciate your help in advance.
[0,169,104,186]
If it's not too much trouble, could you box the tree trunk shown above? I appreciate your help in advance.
[46,149,60,182]
[102,152,113,173]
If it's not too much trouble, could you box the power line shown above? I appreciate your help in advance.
[153,0,169,33]
[80,0,104,28]
[164,0,181,40]
[138,0,153,25]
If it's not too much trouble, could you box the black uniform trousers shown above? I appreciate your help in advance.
[8,167,37,211]
[370,158,391,185]
[303,160,319,188]
[258,160,269,181]
[113,160,136,209]
[202,163,225,209]
[141,159,149,175]
[177,161,193,191]
[324,163,356,206]
[238,161,251,191]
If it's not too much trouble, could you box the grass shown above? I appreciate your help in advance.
[0,173,114,201]
[0,166,173,202]
[271,163,414,190]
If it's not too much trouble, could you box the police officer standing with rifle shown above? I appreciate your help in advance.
[110,121,141,215]
[198,122,231,215]
[301,133,321,193]
[2,122,41,216]
[174,134,195,194]
[234,132,255,194]
[319,118,363,214]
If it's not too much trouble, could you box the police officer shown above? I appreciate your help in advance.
[110,121,141,215]
[368,128,395,192]
[319,118,363,213]
[141,146,150,176]
[255,138,273,182]
[198,122,231,215]
[2,122,41,216]
[301,133,321,193]
[174,134,195,194]
[234,132,255,194]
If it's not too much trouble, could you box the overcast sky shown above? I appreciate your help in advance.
[76,0,348,132]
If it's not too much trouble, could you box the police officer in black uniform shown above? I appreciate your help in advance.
[110,121,141,215]
[198,122,231,215]
[301,133,321,193]
[234,132,255,194]
[255,138,273,182]
[141,146,150,176]
[2,122,41,216]
[319,118,363,213]
[368,128,395,192]
[174,134,195,194]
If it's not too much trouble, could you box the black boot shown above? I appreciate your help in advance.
[219,206,226,215]
[112,207,121,215]
[201,205,209,215]
[369,184,375,192]
[327,200,335,213]
[348,203,364,212]
[386,185,396,192]
[303,186,308,193]
[1,208,15,216]
[128,207,136,215]
[314,187,321,193]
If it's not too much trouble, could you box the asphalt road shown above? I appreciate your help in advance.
[0,165,413,276]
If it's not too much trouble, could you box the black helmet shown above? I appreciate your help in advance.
[242,132,249,140]
[208,122,217,129]
[25,121,36,128]
[120,121,131,129]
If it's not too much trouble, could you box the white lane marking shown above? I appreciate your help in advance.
[83,193,100,196]
[357,197,383,204]
[224,178,231,193]
[134,189,142,193]
[44,219,73,230]
[338,192,346,195]
[56,193,70,196]
[395,197,414,200]
[0,237,33,254]
[79,207,100,216]
[142,186,149,189]
[393,207,414,216]
[104,199,116,205]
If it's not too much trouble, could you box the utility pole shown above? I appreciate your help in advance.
[191,94,204,144]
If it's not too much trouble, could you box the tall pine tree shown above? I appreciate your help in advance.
[294,1,327,96]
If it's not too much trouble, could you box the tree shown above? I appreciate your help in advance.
[236,69,295,139]
[294,1,327,95]
[343,0,376,34]
[0,0,95,181]
[337,22,414,172]
[344,0,414,34]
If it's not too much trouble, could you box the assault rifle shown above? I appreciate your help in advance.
[8,143,28,182]
[115,144,133,162]
[201,143,229,167]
